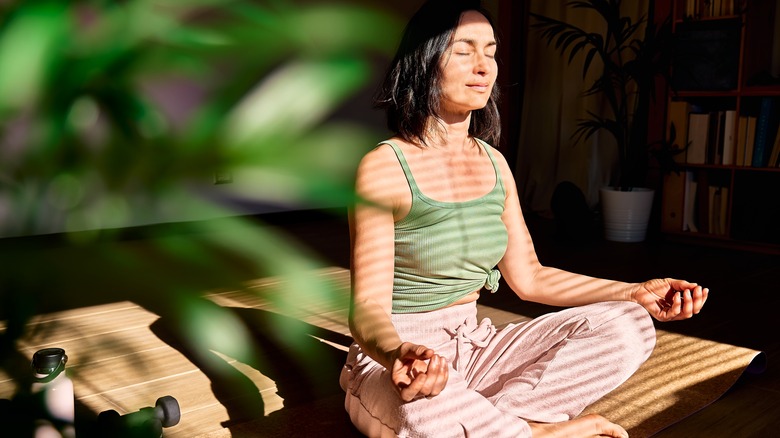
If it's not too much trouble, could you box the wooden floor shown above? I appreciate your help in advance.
[0,269,358,438]
[2,210,780,437]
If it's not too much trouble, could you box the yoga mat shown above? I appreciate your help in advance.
[582,330,765,438]
[213,267,765,437]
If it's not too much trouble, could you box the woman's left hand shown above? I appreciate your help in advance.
[633,278,709,322]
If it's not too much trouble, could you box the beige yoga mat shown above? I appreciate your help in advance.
[216,267,766,438]
[583,330,765,438]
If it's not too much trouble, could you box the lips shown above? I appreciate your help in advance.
[467,84,490,92]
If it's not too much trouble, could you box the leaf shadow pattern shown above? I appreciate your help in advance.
[149,305,358,436]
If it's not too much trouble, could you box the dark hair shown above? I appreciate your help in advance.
[375,0,501,146]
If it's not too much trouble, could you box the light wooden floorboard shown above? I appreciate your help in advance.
[1,268,357,437]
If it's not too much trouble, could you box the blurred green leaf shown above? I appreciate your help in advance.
[0,0,402,403]
[0,2,70,114]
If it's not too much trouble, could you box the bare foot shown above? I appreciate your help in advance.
[528,414,628,438]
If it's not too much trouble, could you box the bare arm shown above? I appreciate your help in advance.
[348,144,449,400]
[348,204,402,369]
[493,149,707,317]
[496,153,637,305]
[348,146,404,369]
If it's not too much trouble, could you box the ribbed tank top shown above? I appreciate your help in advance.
[384,139,509,314]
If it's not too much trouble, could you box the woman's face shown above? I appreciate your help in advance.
[438,10,497,120]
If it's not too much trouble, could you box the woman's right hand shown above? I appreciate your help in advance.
[391,342,449,402]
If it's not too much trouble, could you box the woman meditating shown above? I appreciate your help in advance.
[340,1,708,436]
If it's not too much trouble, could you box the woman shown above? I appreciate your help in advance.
[340,1,708,437]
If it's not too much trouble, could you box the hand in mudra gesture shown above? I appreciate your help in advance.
[634,278,708,322]
[391,342,449,402]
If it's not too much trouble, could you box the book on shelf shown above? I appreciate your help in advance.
[686,112,709,164]
[683,171,698,232]
[661,171,685,232]
[670,104,734,165]
[708,185,729,236]
[666,100,691,163]
[722,110,736,165]
[769,125,780,167]
[686,0,735,19]
[744,116,757,167]
[736,115,748,166]
[708,185,719,235]
[752,97,780,168]
[695,171,710,234]
[680,170,729,235]
[707,110,723,165]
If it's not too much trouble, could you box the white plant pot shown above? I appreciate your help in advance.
[599,187,655,243]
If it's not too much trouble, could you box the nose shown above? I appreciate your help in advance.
[475,52,493,76]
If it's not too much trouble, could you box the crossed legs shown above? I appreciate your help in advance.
[341,301,655,437]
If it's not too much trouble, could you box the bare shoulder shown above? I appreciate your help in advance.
[359,141,398,169]
[355,140,408,207]
[482,142,509,167]
[482,143,518,192]
[357,141,403,184]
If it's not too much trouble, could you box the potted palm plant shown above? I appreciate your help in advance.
[531,0,673,242]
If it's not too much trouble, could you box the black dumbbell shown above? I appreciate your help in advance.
[97,395,180,438]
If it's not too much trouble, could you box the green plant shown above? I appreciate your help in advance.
[531,0,673,191]
[0,0,400,395]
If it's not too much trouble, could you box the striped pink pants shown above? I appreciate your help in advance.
[340,301,656,437]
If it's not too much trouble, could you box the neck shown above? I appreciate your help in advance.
[426,112,473,151]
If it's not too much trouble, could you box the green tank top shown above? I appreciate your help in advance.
[384,139,509,314]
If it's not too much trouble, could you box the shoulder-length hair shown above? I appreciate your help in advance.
[375,0,500,147]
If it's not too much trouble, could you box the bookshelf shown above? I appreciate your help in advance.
[660,0,780,252]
